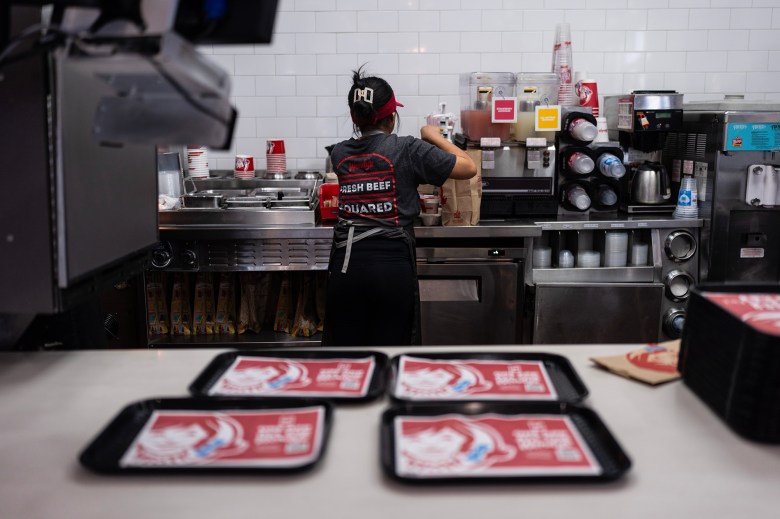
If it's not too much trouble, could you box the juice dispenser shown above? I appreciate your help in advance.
[459,72,516,142]
[513,72,560,142]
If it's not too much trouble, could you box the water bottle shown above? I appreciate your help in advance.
[566,184,591,210]
[597,184,618,206]
[597,153,626,179]
[568,117,598,142]
[566,151,595,175]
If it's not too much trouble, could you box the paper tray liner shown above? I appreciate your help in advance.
[381,402,631,484]
[80,397,333,474]
[387,352,588,403]
[189,349,388,403]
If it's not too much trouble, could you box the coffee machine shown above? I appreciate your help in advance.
[603,90,684,213]
[665,98,780,282]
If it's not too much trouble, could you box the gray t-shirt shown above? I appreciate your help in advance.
[330,134,456,227]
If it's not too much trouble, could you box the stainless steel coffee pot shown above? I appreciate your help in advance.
[631,162,671,204]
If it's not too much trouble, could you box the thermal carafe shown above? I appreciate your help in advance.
[631,162,671,204]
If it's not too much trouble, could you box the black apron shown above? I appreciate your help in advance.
[323,218,421,346]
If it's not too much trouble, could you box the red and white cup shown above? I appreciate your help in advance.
[266,139,287,175]
[186,145,209,178]
[234,154,255,179]
[576,79,599,117]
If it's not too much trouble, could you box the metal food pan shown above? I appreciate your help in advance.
[181,193,223,208]
[267,200,312,209]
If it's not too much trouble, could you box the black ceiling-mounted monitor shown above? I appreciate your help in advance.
[174,0,278,44]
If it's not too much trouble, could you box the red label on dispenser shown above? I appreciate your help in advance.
[492,99,517,123]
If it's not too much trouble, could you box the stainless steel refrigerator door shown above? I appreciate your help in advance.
[417,262,520,345]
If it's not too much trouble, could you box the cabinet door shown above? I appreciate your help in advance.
[417,262,519,345]
[533,283,663,344]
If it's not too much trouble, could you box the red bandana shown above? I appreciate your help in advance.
[351,92,404,125]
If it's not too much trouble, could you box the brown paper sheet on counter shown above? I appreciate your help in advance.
[441,148,482,226]
[590,340,681,386]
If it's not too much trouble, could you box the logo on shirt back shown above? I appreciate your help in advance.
[336,153,399,224]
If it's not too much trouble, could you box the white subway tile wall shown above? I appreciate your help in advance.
[200,0,780,169]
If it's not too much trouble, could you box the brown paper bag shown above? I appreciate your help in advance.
[441,148,481,226]
[292,272,319,338]
[215,273,236,335]
[170,273,191,336]
[192,273,215,335]
[146,272,169,336]
[590,340,681,386]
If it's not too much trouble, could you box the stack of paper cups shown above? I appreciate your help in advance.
[674,176,699,219]
[234,154,255,179]
[552,23,575,106]
[186,145,209,178]
[266,139,287,176]
[595,117,609,142]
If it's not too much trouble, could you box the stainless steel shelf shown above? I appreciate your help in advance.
[535,215,702,231]
[532,266,656,283]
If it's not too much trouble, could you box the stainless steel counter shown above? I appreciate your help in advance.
[159,216,700,240]
[1,345,778,519]
[159,220,543,240]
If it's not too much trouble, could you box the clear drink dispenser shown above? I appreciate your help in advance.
[513,73,559,142]
[459,72,516,142]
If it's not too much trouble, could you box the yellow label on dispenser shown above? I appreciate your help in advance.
[535,105,561,131]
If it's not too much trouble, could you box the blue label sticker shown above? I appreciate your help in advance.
[726,123,780,151]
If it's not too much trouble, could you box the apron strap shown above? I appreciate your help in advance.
[336,226,385,273]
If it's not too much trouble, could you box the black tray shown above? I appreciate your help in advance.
[387,352,588,403]
[381,402,631,484]
[80,397,333,474]
[189,349,388,403]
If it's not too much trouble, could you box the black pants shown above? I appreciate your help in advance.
[325,237,416,346]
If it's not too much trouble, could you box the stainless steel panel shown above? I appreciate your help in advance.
[0,12,54,313]
[417,262,520,345]
[160,208,317,226]
[633,93,684,110]
[532,266,655,284]
[535,216,702,231]
[533,283,664,344]
[58,54,158,286]
[419,279,479,302]
[417,247,526,261]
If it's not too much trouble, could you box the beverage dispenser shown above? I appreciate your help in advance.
[457,72,558,218]
[666,98,780,282]
[460,72,516,142]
